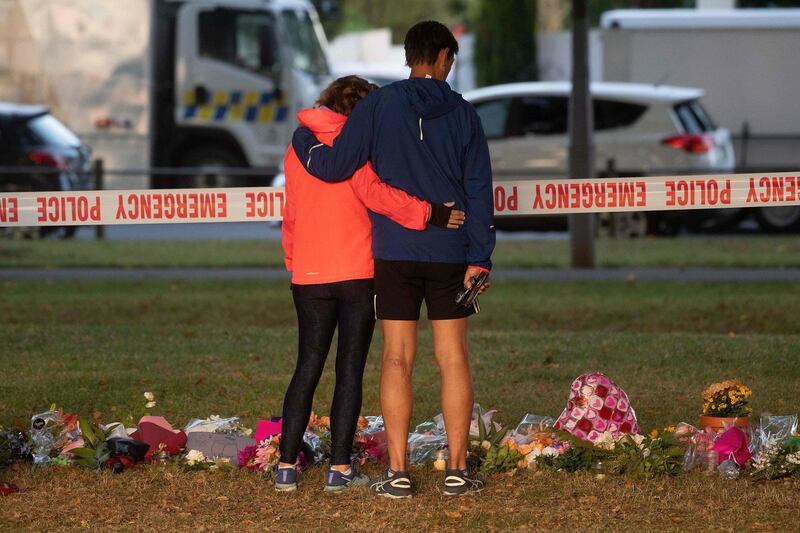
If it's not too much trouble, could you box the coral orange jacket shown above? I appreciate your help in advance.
[282,107,430,285]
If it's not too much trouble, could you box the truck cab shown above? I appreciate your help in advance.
[151,0,330,187]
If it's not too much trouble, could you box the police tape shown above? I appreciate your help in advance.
[1,172,799,227]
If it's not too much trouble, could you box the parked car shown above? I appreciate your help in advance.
[463,82,737,235]
[0,102,93,237]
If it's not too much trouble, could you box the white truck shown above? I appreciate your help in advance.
[601,8,800,230]
[0,0,332,189]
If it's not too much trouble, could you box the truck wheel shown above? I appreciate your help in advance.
[755,207,800,233]
[178,146,247,188]
[598,211,647,238]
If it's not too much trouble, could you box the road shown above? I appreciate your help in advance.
[2,267,799,282]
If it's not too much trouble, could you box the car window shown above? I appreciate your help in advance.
[689,100,716,131]
[673,100,714,133]
[199,9,280,77]
[19,114,80,148]
[511,96,568,136]
[473,98,512,140]
[594,99,647,131]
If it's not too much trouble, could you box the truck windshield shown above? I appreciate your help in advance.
[282,9,329,77]
[199,9,279,77]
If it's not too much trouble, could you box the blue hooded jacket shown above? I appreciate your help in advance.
[292,77,495,270]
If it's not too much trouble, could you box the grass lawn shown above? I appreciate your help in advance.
[1,279,799,531]
[3,235,800,269]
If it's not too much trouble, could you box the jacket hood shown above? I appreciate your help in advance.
[395,78,463,119]
[296,107,347,135]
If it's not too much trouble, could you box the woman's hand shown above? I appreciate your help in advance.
[428,201,465,229]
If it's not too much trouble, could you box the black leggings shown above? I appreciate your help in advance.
[279,279,375,466]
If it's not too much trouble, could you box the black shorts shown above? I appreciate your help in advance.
[374,259,479,321]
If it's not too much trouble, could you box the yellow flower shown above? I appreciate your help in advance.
[663,425,676,433]
[649,428,659,438]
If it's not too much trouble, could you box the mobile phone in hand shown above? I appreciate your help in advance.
[455,270,489,308]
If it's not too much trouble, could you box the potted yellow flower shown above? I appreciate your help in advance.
[699,380,752,432]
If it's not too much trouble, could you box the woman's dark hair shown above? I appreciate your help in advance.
[317,76,378,116]
[404,20,459,66]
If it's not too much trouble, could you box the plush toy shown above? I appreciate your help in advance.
[554,372,640,442]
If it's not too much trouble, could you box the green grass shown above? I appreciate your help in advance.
[3,235,800,269]
[2,279,799,531]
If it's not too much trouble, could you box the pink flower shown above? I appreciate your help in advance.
[238,445,259,471]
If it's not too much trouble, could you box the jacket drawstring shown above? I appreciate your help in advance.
[419,117,423,141]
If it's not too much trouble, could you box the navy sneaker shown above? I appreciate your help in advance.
[324,462,370,492]
[369,468,413,499]
[443,467,485,496]
[274,466,300,492]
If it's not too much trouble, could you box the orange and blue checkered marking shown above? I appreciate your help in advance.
[183,90,289,123]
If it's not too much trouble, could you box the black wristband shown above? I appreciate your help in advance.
[429,203,454,228]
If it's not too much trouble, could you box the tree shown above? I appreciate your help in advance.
[315,0,469,41]
[473,0,537,87]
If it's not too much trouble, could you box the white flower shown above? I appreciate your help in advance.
[631,434,646,448]
[787,452,800,465]
[143,392,155,402]
[595,431,618,451]
[542,446,559,457]
[185,449,206,465]
[145,401,157,409]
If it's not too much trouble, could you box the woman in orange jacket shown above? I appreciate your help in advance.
[276,76,463,492]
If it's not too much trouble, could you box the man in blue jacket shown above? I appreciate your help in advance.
[292,20,495,498]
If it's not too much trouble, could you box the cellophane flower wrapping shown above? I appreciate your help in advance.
[751,414,797,455]
[185,416,252,436]
[674,422,717,470]
[553,373,639,443]
[29,409,80,466]
[512,414,556,444]
[408,420,447,465]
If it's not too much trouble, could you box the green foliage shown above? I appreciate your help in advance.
[536,432,611,472]
[473,0,537,86]
[69,418,119,470]
[537,431,684,479]
[608,433,684,480]
[586,1,691,28]
[481,442,523,475]
[317,0,469,41]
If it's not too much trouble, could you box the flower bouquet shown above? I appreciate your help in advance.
[700,380,752,431]
[238,434,281,473]
[467,409,518,475]
[751,435,800,481]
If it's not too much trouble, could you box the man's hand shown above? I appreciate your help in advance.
[428,201,465,229]
[463,266,491,294]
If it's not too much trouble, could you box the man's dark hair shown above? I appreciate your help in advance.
[404,21,459,66]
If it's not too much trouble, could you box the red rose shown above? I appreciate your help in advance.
[577,419,592,432]
[599,406,612,420]
[620,422,631,433]
[595,385,608,398]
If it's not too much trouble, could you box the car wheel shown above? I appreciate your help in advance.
[755,207,800,233]
[178,146,248,188]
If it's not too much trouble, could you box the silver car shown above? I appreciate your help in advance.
[464,81,736,234]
